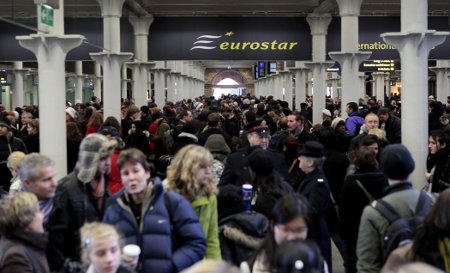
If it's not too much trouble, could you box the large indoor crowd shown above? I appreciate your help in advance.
[0,93,449,273]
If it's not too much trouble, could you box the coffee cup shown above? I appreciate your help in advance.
[123,244,141,263]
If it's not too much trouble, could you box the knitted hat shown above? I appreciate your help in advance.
[205,134,231,155]
[380,144,415,180]
[248,148,274,175]
[331,117,345,129]
[77,133,118,183]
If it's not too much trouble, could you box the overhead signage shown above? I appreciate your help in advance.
[40,5,54,27]
[0,16,449,61]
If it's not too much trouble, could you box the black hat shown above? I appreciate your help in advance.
[380,144,415,180]
[296,141,325,158]
[248,148,274,175]
[244,120,269,136]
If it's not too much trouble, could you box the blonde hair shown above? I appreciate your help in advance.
[0,192,39,235]
[80,222,122,266]
[368,128,387,140]
[166,145,217,199]
[7,151,26,169]
[180,260,240,273]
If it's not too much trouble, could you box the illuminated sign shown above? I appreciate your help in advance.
[360,60,398,72]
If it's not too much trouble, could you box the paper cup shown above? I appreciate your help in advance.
[123,244,141,261]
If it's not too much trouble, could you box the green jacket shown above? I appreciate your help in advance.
[356,187,432,273]
[191,195,221,260]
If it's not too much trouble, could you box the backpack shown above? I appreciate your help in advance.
[268,130,289,152]
[372,191,431,262]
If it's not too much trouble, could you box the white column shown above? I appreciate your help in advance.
[94,62,102,100]
[307,72,314,97]
[91,54,133,120]
[290,66,309,109]
[305,63,333,125]
[359,73,367,98]
[329,0,371,117]
[381,0,448,188]
[75,61,83,103]
[121,65,128,99]
[372,72,388,103]
[280,71,293,110]
[130,62,155,107]
[11,61,27,108]
[17,34,84,179]
[97,0,125,53]
[152,69,168,107]
[430,60,450,103]
[129,16,153,61]
[327,73,340,99]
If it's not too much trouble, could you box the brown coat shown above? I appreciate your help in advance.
[0,231,50,273]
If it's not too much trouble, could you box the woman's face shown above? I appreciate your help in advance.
[429,136,444,154]
[274,216,308,245]
[88,234,121,273]
[120,162,150,196]
[196,164,212,186]
[26,210,44,233]
[130,124,137,134]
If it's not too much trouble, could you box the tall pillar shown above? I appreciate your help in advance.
[430,60,450,103]
[130,62,155,107]
[17,34,84,179]
[97,0,124,53]
[121,65,129,99]
[327,73,340,99]
[290,64,309,108]
[372,72,388,102]
[75,61,83,103]
[11,61,28,109]
[305,63,333,124]
[329,0,371,117]
[381,0,448,188]
[92,0,133,120]
[359,73,367,98]
[280,71,293,110]
[152,69,168,107]
[94,62,102,100]
[307,72,314,97]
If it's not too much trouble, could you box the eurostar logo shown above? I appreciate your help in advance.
[190,31,299,51]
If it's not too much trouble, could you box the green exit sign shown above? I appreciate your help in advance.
[41,5,54,26]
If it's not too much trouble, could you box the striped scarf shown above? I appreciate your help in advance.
[39,198,53,229]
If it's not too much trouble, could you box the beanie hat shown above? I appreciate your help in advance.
[77,133,118,183]
[248,148,274,175]
[65,107,78,119]
[380,144,415,180]
[331,117,345,129]
[205,134,231,155]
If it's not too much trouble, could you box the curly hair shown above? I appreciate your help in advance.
[165,145,217,200]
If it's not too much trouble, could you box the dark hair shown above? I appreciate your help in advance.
[354,146,379,170]
[67,122,82,143]
[424,188,450,233]
[347,102,359,113]
[252,193,312,270]
[103,116,122,137]
[360,134,379,147]
[274,239,323,273]
[429,130,448,147]
[118,148,150,173]
[207,112,221,127]
[377,107,390,116]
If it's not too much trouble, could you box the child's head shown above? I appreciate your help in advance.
[80,222,122,273]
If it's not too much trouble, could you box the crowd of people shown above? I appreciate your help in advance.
[0,92,449,273]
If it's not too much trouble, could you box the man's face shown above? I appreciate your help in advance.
[21,114,31,125]
[183,111,193,122]
[365,114,379,130]
[24,165,58,200]
[378,113,389,123]
[346,106,352,115]
[247,133,269,150]
[287,115,301,132]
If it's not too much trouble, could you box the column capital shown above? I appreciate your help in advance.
[329,51,372,66]
[90,52,133,67]
[306,13,332,36]
[17,34,85,57]
[336,0,363,17]
[126,61,156,69]
[289,67,310,73]
[129,15,154,36]
[304,61,335,70]
[97,0,125,17]
[381,31,449,54]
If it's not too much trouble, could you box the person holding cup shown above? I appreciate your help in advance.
[103,148,206,273]
[80,222,135,273]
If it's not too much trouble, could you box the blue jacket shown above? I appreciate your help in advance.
[103,180,206,273]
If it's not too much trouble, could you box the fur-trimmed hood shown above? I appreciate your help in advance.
[222,225,263,249]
